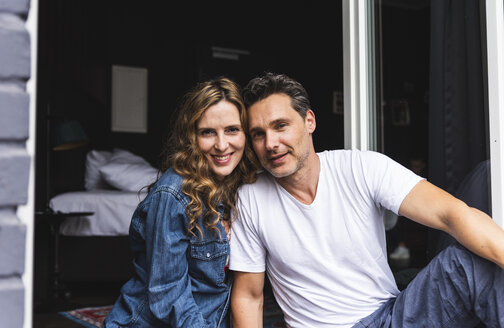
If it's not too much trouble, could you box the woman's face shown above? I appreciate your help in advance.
[197,100,246,180]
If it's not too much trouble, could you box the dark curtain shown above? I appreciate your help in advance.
[427,0,488,258]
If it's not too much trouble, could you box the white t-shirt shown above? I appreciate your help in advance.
[230,150,424,328]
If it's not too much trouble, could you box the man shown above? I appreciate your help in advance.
[229,72,504,327]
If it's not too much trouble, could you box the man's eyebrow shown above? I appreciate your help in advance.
[269,118,288,126]
[249,118,290,132]
[249,126,263,133]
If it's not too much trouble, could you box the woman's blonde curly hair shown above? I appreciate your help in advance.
[152,77,258,238]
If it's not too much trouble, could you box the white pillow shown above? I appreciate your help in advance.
[84,150,113,190]
[98,148,158,192]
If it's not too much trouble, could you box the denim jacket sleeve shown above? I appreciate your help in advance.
[144,188,210,328]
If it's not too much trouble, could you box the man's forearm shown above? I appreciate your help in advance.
[399,180,504,269]
[447,206,504,269]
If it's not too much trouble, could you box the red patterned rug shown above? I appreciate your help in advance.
[59,305,112,328]
[60,294,285,327]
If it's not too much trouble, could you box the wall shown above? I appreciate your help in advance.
[35,0,345,209]
[381,4,430,166]
[0,0,32,326]
[32,0,346,307]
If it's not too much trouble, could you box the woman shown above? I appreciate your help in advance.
[103,77,258,327]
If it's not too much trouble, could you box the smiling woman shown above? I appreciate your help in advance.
[102,77,258,328]
[197,100,246,180]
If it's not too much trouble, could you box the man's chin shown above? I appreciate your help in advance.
[264,166,294,179]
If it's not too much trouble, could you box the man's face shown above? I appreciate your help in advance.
[248,93,315,179]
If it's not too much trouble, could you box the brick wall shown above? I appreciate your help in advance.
[0,0,32,327]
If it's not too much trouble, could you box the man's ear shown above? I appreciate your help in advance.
[305,109,316,133]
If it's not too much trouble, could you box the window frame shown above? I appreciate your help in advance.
[343,0,504,227]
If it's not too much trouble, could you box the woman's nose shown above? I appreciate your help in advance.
[214,135,228,151]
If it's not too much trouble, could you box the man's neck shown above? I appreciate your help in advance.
[275,152,320,205]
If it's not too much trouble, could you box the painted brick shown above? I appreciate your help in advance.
[0,0,29,15]
[0,277,24,328]
[0,84,29,140]
[0,146,30,206]
[0,209,25,275]
[0,14,30,79]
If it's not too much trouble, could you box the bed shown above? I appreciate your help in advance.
[50,190,145,237]
[48,148,157,284]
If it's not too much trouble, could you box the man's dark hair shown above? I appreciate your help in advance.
[242,72,311,118]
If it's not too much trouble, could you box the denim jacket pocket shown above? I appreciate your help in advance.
[189,240,228,285]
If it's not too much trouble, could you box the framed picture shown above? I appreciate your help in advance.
[390,99,410,126]
[111,65,148,133]
[332,90,344,115]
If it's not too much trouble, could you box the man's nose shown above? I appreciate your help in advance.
[265,132,278,151]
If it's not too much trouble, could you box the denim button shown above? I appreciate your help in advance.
[206,252,210,258]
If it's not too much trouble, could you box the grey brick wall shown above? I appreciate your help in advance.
[0,0,31,327]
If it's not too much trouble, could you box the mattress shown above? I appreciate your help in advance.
[49,190,146,236]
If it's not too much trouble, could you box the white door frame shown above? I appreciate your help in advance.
[19,0,39,326]
[342,0,377,151]
[486,0,504,228]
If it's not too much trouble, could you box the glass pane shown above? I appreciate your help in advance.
[375,0,491,274]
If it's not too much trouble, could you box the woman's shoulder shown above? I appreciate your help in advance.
[155,168,184,187]
[145,168,188,203]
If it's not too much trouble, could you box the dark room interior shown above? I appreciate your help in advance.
[32,0,443,326]
[33,1,345,325]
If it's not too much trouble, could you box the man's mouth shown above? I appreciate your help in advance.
[268,152,288,164]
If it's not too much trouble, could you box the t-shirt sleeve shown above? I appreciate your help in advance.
[229,189,266,273]
[361,151,425,215]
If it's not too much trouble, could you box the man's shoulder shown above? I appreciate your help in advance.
[319,149,388,163]
[237,170,275,194]
[318,149,394,180]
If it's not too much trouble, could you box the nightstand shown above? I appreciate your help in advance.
[36,209,94,301]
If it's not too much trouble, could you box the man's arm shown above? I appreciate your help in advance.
[399,180,504,268]
[231,271,265,328]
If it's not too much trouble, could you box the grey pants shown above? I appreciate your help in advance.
[354,243,504,327]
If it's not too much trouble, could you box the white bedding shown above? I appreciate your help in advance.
[49,190,146,236]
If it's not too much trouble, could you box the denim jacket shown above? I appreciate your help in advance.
[103,168,231,328]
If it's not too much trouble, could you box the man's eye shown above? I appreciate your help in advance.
[277,123,287,129]
[252,132,264,139]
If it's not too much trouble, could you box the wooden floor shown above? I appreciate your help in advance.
[32,264,487,328]
[34,313,90,328]
[33,282,121,328]
[32,254,429,328]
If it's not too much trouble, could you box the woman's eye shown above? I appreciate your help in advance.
[200,129,215,136]
[226,126,241,133]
